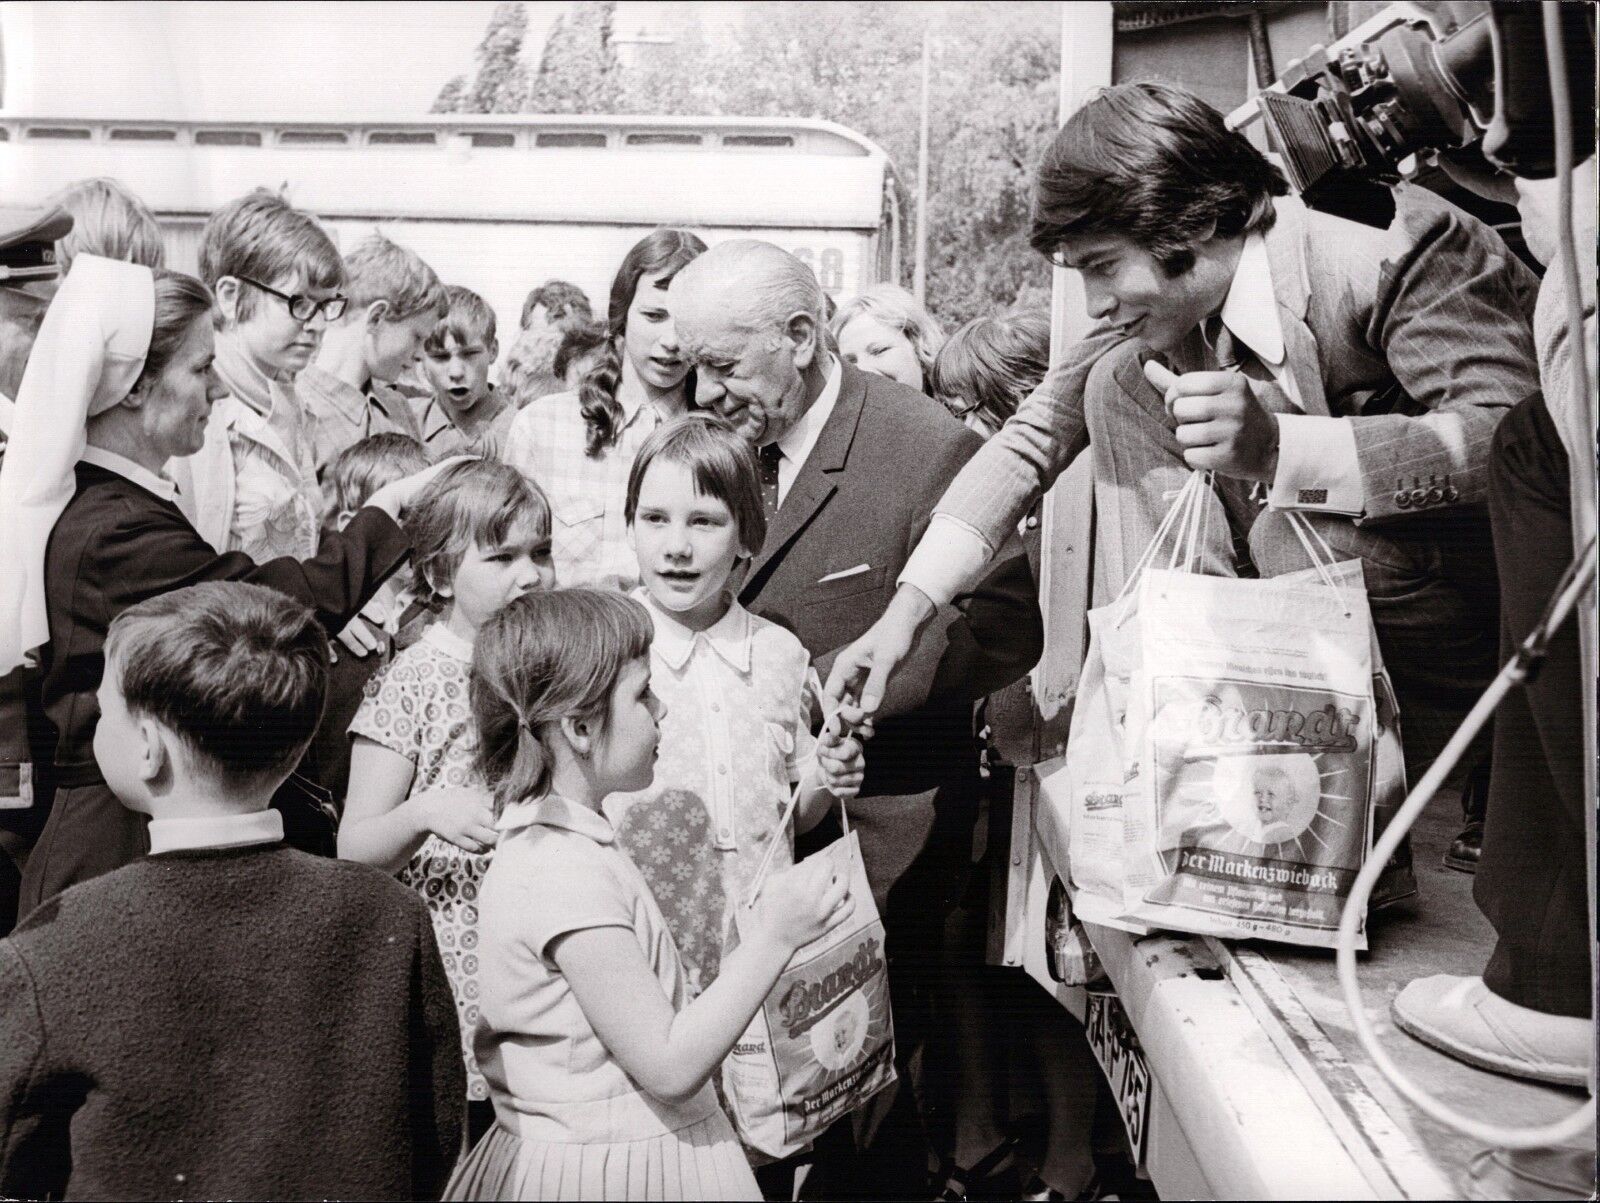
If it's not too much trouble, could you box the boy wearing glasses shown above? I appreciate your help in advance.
[174,188,349,560]
[300,233,448,512]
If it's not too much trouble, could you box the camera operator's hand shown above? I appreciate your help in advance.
[1146,360,1280,483]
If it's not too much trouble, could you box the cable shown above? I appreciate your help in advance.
[1333,1,1597,1151]
[1335,539,1596,1149]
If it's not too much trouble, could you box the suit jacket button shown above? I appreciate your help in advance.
[1395,491,1412,509]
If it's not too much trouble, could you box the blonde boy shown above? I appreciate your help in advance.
[171,188,346,559]
[300,232,447,509]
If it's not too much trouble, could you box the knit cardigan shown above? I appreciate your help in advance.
[0,842,464,1201]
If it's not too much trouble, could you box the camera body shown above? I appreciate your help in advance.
[1229,2,1594,221]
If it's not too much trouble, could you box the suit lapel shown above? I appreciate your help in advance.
[1264,197,1329,415]
[745,363,868,586]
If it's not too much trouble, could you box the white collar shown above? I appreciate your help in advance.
[642,590,753,674]
[1216,232,1285,368]
[80,445,180,503]
[422,619,474,663]
[147,808,285,855]
[496,792,616,844]
[774,355,843,471]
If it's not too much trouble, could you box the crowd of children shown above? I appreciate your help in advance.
[0,183,895,1202]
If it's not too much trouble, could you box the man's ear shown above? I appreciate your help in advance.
[121,371,151,410]
[364,299,391,328]
[786,311,820,371]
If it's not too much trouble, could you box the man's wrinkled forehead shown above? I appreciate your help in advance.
[675,289,763,363]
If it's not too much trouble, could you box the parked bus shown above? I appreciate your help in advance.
[0,112,902,341]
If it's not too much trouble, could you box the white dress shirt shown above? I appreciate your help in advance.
[771,355,843,504]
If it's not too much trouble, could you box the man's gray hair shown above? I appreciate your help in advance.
[679,238,827,333]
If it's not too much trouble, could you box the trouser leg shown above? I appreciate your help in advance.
[1474,394,1591,1017]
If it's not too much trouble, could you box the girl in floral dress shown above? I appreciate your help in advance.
[338,459,554,1142]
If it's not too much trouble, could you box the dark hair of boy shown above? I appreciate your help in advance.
[551,319,609,382]
[405,459,553,610]
[423,284,497,357]
[1030,80,1288,276]
[329,433,430,517]
[519,279,593,330]
[624,412,767,557]
[103,582,329,790]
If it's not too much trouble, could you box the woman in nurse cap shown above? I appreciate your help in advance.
[0,256,454,917]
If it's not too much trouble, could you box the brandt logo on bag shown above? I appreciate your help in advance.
[1297,488,1328,504]
[778,937,884,1038]
[1187,694,1360,753]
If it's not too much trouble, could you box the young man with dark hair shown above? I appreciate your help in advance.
[0,581,464,1200]
[835,81,1541,790]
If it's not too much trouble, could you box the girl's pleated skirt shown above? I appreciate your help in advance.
[443,1109,761,1201]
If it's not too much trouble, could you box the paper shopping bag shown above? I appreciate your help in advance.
[1121,552,1388,949]
[1035,599,1152,934]
[721,816,896,1159]
[1276,561,1417,913]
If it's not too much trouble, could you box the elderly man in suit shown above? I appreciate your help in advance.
[833,83,1540,826]
[671,239,1043,1199]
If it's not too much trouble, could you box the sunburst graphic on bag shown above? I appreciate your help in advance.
[1151,679,1371,872]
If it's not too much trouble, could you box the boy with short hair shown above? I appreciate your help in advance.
[311,433,436,806]
[503,278,594,407]
[0,581,464,1201]
[418,284,515,458]
[173,187,347,559]
[300,232,448,510]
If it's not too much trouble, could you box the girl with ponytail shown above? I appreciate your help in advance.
[450,589,856,1201]
[503,229,707,591]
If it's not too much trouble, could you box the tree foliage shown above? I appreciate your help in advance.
[438,0,1061,328]
[527,0,622,114]
[433,1,532,113]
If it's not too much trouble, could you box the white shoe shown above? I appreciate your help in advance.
[1392,974,1593,1088]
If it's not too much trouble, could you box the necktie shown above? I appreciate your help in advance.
[758,442,783,517]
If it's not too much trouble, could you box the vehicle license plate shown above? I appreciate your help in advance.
[1086,991,1152,1166]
